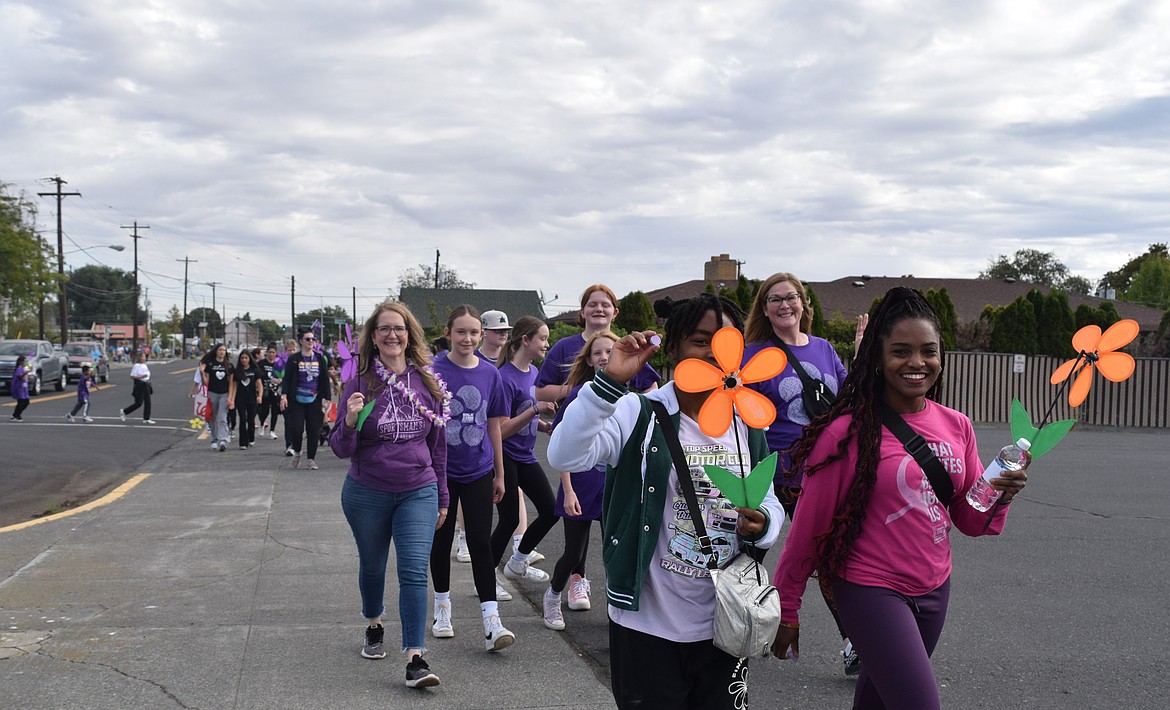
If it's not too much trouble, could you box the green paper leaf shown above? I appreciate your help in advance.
[703,452,778,509]
[356,400,376,431]
[1010,399,1037,444]
[1030,419,1075,459]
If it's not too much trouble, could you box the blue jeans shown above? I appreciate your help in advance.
[341,476,437,652]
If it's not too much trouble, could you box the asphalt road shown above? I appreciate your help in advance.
[3,377,1167,708]
[0,360,200,526]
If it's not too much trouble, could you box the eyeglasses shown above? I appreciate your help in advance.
[766,294,802,306]
[375,325,408,336]
[302,336,316,342]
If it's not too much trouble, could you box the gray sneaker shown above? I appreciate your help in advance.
[362,624,386,659]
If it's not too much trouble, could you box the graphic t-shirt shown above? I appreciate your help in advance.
[295,356,321,402]
[536,334,660,393]
[235,365,260,399]
[499,362,541,464]
[206,361,230,394]
[609,414,749,643]
[259,360,280,393]
[11,365,29,399]
[430,354,507,483]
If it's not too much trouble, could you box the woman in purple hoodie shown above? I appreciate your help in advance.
[330,301,450,690]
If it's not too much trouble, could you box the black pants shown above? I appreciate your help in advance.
[13,398,30,419]
[551,518,596,593]
[258,391,280,430]
[235,395,257,446]
[284,400,323,458]
[430,473,497,600]
[122,380,152,420]
[491,454,558,565]
[609,621,747,710]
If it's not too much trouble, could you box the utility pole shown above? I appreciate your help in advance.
[122,222,149,358]
[37,177,81,344]
[206,281,221,342]
[176,257,198,357]
[434,249,441,289]
[352,287,357,328]
[290,275,296,336]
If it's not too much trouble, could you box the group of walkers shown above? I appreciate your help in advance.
[322,277,1029,710]
[3,351,156,425]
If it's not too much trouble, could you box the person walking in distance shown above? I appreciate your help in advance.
[199,344,234,451]
[9,355,32,421]
[281,329,332,470]
[234,350,263,449]
[257,344,282,440]
[66,364,99,423]
[119,352,156,424]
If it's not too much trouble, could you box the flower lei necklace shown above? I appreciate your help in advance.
[373,358,452,426]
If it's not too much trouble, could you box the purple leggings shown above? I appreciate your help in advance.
[832,578,951,710]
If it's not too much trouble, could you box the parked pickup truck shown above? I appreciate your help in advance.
[63,341,110,383]
[0,339,70,397]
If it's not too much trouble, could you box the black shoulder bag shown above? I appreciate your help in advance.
[878,402,955,504]
[768,335,835,419]
[649,400,781,659]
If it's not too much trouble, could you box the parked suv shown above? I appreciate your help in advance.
[63,341,110,383]
[0,339,69,396]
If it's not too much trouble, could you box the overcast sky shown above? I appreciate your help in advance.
[3,0,1168,324]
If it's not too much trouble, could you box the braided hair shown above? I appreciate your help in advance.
[653,293,746,359]
[787,286,945,595]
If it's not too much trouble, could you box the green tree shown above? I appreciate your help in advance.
[66,265,145,328]
[1123,256,1170,310]
[183,307,224,346]
[152,305,183,348]
[295,306,351,342]
[1099,243,1169,295]
[924,288,958,350]
[1038,291,1076,358]
[254,319,282,345]
[990,297,1038,355]
[1062,275,1093,296]
[1,185,55,336]
[616,291,655,333]
[807,286,827,338]
[399,263,476,290]
[980,249,1068,286]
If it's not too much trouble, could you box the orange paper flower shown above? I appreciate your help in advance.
[1049,319,1138,407]
[674,327,787,437]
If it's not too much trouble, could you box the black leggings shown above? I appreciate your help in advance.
[235,395,257,446]
[551,518,597,593]
[491,454,558,565]
[430,473,497,600]
[258,391,281,430]
[122,380,152,420]
[284,400,323,458]
[13,398,30,419]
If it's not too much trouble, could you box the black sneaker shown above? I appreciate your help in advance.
[405,654,440,688]
[361,624,387,659]
[843,645,861,676]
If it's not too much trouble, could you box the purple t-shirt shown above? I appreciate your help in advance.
[431,353,507,483]
[536,333,660,393]
[499,362,541,464]
[76,374,95,400]
[743,335,848,484]
[328,366,449,508]
[550,384,604,520]
[11,365,29,399]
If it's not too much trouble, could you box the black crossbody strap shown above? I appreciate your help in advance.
[878,402,955,504]
[650,400,717,570]
[767,334,819,391]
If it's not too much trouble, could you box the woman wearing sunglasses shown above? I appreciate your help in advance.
[281,328,332,469]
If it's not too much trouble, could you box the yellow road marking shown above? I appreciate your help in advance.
[0,473,152,534]
[4,385,118,406]
[171,367,198,375]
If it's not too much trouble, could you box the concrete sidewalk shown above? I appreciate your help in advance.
[0,435,615,709]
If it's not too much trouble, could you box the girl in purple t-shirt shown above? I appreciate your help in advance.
[535,283,660,403]
[428,305,516,652]
[9,355,31,421]
[494,316,559,585]
[541,330,618,631]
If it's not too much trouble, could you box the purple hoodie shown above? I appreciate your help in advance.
[329,365,449,508]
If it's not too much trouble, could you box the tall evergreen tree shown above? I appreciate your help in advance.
[990,297,1038,355]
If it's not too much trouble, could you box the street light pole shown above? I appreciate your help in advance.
[122,222,149,358]
[37,177,80,344]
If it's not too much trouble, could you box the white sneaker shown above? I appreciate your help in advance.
[483,613,515,652]
[211,442,220,450]
[525,549,546,565]
[567,574,592,611]
[83,416,94,422]
[119,409,126,422]
[543,591,565,631]
[269,431,278,440]
[66,414,75,422]
[477,577,513,602]
[504,557,549,582]
[144,419,156,424]
[454,530,471,563]
[261,424,268,436]
[432,601,454,638]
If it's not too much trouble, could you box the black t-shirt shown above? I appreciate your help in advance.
[258,360,280,393]
[205,361,231,394]
[235,365,261,399]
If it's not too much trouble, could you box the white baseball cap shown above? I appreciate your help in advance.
[481,310,511,330]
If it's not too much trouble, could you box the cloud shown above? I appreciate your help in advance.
[3,0,1168,322]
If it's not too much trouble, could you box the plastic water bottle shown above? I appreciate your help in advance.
[966,438,1030,512]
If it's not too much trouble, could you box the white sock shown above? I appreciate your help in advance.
[435,591,450,605]
[512,534,522,548]
[545,587,561,601]
[481,601,498,619]
[510,550,528,564]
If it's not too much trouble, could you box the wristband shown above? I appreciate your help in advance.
[779,622,800,629]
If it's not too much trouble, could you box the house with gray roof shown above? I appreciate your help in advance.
[398,288,548,330]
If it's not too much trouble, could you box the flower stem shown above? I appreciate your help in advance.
[1037,352,1089,430]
